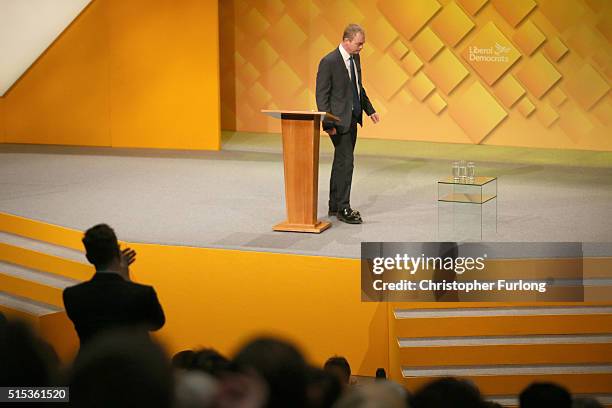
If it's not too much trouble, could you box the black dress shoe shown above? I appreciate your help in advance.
[337,208,363,224]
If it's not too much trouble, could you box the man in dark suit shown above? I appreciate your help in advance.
[63,224,165,347]
[316,24,380,224]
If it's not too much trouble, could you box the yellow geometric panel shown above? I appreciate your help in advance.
[324,1,365,31]
[393,89,414,107]
[535,102,559,128]
[516,97,535,117]
[513,20,546,56]
[310,35,335,64]
[389,38,409,60]
[246,82,272,109]
[461,22,521,85]
[249,39,279,73]
[592,99,612,126]
[448,81,508,143]
[267,15,307,57]
[401,51,424,75]
[543,37,569,62]
[597,17,612,43]
[241,7,270,38]
[237,62,260,87]
[538,0,587,32]
[368,16,399,50]
[456,0,488,15]
[516,53,562,98]
[370,54,410,100]
[263,60,303,101]
[563,64,610,110]
[427,92,447,114]
[378,0,442,40]
[566,25,605,58]
[412,27,444,61]
[548,87,567,107]
[407,71,436,101]
[491,0,536,27]
[431,1,475,47]
[424,48,469,94]
[494,74,525,108]
[558,104,595,143]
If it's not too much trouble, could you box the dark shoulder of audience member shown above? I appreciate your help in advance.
[306,366,342,408]
[172,349,196,370]
[323,356,351,387]
[67,329,173,408]
[233,336,308,408]
[410,377,485,408]
[0,319,59,386]
[519,382,572,408]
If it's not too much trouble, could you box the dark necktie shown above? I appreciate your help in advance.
[349,56,362,121]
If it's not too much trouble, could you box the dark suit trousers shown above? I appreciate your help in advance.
[329,116,358,211]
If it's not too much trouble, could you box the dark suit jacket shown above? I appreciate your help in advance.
[316,48,375,132]
[63,273,165,346]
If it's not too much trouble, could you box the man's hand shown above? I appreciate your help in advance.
[325,128,337,136]
[119,247,136,280]
[370,112,380,124]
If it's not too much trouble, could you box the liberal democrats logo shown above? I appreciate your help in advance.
[468,42,512,63]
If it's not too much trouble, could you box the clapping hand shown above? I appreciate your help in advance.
[119,247,136,280]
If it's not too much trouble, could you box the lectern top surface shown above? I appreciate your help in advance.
[261,110,339,122]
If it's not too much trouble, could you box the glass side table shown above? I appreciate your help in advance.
[437,176,497,240]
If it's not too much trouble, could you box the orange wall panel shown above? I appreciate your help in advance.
[1,0,220,150]
[108,0,220,150]
[128,243,389,377]
[0,97,4,143]
[3,1,111,146]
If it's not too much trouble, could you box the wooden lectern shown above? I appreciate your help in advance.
[262,110,339,233]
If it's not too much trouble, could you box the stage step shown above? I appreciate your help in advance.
[390,303,612,402]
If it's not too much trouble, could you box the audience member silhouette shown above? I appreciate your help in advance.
[324,356,352,389]
[306,367,342,408]
[67,329,174,408]
[519,382,572,408]
[410,377,485,408]
[63,224,165,347]
[0,320,59,387]
[234,336,309,408]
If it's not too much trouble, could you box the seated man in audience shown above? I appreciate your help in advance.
[63,224,165,347]
[323,356,352,390]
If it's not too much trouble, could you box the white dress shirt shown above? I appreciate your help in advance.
[338,44,360,98]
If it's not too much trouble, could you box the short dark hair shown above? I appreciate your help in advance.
[82,224,120,269]
[234,337,308,408]
[323,356,351,384]
[519,382,571,408]
[343,24,364,41]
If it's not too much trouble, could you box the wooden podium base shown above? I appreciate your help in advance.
[273,221,331,233]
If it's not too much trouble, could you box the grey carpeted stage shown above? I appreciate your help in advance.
[1,133,612,259]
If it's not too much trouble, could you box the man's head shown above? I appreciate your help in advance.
[342,24,365,55]
[83,224,120,270]
[323,356,351,387]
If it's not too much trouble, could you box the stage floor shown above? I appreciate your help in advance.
[1,133,612,258]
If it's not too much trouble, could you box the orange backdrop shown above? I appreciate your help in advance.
[220,0,611,151]
[0,0,220,150]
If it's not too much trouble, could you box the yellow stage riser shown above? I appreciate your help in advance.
[0,243,92,281]
[401,374,612,395]
[393,315,612,338]
[0,274,63,308]
[398,343,612,366]
[0,213,84,251]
